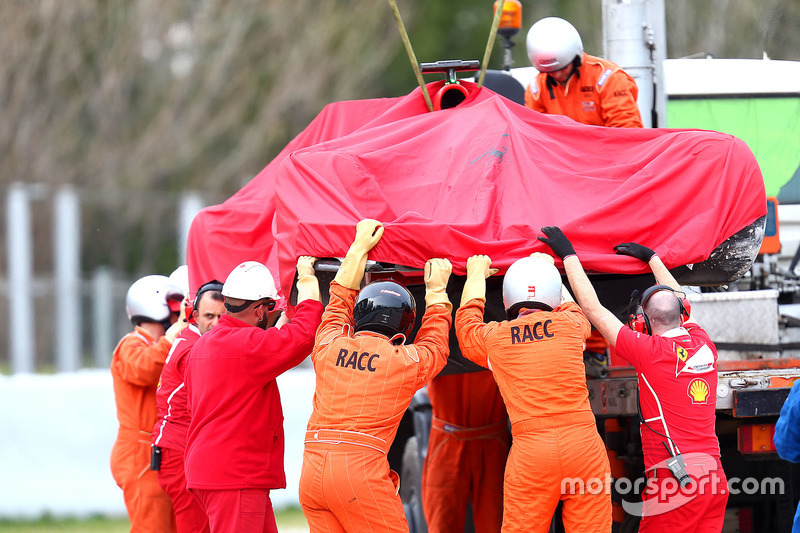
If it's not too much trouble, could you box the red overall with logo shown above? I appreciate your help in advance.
[299,281,451,533]
[616,324,728,532]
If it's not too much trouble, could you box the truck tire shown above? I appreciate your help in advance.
[400,436,427,533]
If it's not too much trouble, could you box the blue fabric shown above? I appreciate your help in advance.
[774,384,800,532]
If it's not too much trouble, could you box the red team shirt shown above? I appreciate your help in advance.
[184,301,323,490]
[615,323,720,469]
[152,324,201,451]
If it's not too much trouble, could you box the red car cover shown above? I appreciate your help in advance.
[187,80,766,301]
[185,97,395,296]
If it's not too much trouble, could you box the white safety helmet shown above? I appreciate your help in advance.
[222,261,280,301]
[126,275,185,324]
[502,256,563,318]
[526,17,584,73]
[168,265,190,299]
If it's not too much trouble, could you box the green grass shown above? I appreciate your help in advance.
[0,515,130,532]
[0,507,308,532]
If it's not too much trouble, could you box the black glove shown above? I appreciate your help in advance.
[538,226,576,259]
[614,242,656,262]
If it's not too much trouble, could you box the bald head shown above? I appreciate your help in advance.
[643,290,682,334]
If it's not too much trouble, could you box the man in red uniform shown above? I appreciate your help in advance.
[524,17,643,128]
[152,280,225,533]
[539,226,728,532]
[299,219,453,533]
[456,253,611,533]
[110,274,187,533]
[184,258,323,533]
[422,370,509,533]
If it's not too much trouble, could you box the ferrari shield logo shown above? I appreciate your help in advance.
[677,347,689,362]
[687,378,711,404]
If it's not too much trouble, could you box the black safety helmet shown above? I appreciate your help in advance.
[194,280,224,311]
[353,280,416,340]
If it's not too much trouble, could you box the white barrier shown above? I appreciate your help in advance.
[0,368,316,518]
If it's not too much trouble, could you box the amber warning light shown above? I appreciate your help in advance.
[494,0,522,37]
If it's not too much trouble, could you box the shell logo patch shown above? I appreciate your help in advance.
[687,378,711,404]
[677,346,689,362]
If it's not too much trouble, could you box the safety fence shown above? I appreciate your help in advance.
[0,183,222,374]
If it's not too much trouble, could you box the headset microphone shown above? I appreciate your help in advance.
[626,289,641,331]
[629,289,640,308]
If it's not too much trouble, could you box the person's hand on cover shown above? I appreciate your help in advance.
[352,219,384,253]
[461,255,498,307]
[538,226,576,260]
[424,258,453,310]
[613,242,656,263]
[296,256,317,277]
[296,256,320,303]
[335,219,384,290]
[466,255,499,279]
[530,252,555,265]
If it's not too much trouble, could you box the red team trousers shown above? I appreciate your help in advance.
[192,488,277,533]
[158,447,210,533]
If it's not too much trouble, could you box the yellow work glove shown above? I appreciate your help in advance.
[334,219,385,290]
[164,302,188,344]
[296,256,320,303]
[424,258,453,311]
[460,255,498,307]
[531,252,555,265]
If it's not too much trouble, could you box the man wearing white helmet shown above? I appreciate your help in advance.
[111,274,188,533]
[455,253,611,532]
[524,16,643,128]
[184,258,323,533]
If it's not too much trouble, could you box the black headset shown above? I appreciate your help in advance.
[193,280,224,312]
[627,284,691,335]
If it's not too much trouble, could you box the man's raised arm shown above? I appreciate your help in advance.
[539,226,625,346]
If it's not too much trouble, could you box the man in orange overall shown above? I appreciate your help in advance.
[524,17,643,128]
[422,370,509,533]
[152,280,225,533]
[111,274,187,533]
[456,253,611,533]
[299,219,453,533]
